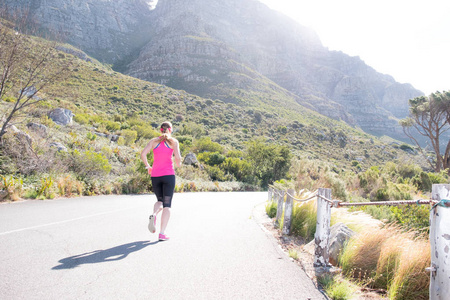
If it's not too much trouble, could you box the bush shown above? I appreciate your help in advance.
[220,157,255,184]
[73,113,89,125]
[178,122,206,138]
[390,205,429,233]
[205,165,234,181]
[132,125,158,141]
[194,137,224,153]
[197,151,226,166]
[120,129,138,145]
[71,150,112,179]
[246,138,292,188]
[102,120,121,132]
[0,175,23,201]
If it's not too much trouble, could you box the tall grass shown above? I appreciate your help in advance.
[339,225,430,299]
[290,200,317,241]
[388,239,430,300]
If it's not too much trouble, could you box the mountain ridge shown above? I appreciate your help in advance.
[2,0,424,140]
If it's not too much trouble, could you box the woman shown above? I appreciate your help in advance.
[140,121,182,241]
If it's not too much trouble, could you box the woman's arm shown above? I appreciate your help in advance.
[173,139,182,168]
[141,139,155,172]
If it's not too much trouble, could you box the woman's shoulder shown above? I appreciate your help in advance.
[148,137,162,145]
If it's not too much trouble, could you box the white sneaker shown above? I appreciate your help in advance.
[148,215,156,233]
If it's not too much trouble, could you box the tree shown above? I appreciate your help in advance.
[399,91,450,173]
[246,138,292,187]
[0,9,75,142]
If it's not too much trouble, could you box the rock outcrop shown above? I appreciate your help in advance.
[48,108,74,126]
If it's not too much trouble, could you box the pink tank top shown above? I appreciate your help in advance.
[151,140,175,177]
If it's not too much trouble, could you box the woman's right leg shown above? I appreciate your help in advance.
[160,206,171,234]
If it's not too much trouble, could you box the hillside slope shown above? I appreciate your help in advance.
[3,0,423,141]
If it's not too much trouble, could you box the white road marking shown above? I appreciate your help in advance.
[0,206,145,236]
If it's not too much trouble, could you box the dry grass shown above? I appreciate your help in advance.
[388,239,430,300]
[340,225,391,280]
[339,225,430,299]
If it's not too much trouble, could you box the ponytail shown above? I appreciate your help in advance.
[159,121,174,146]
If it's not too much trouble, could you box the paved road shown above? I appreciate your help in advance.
[0,192,326,300]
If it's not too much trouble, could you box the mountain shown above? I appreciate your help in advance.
[3,0,423,140]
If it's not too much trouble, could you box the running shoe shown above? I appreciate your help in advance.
[148,214,156,233]
[159,233,170,241]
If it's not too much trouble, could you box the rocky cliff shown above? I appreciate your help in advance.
[3,0,424,139]
[2,0,153,63]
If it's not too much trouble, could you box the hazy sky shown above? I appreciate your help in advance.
[259,0,450,95]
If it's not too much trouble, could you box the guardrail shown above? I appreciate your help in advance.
[268,184,450,300]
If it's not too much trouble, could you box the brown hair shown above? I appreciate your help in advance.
[159,121,174,146]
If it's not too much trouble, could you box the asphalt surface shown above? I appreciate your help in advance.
[0,192,327,300]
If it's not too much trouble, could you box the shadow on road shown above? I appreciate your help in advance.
[52,240,157,270]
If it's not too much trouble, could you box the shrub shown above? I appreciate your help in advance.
[399,144,414,153]
[205,165,234,181]
[197,151,225,166]
[35,176,55,199]
[178,122,206,138]
[71,150,112,179]
[194,137,224,153]
[132,125,158,141]
[86,132,97,141]
[73,113,90,125]
[120,129,138,145]
[220,157,255,184]
[390,205,429,233]
[246,138,292,188]
[0,175,23,201]
[57,174,76,197]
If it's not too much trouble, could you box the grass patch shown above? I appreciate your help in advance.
[339,225,430,299]
[288,249,298,260]
[319,275,357,300]
[265,201,277,218]
[290,200,316,241]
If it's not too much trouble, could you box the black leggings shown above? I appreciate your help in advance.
[151,175,175,208]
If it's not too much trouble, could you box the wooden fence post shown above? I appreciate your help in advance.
[314,188,332,267]
[268,187,272,201]
[282,189,295,235]
[275,190,285,227]
[430,184,450,300]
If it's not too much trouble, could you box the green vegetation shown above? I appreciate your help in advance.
[0,18,430,202]
[319,275,357,300]
[265,201,277,218]
[265,158,446,299]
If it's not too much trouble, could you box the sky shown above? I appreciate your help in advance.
[259,0,450,95]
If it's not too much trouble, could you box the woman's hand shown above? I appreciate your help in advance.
[146,166,152,175]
